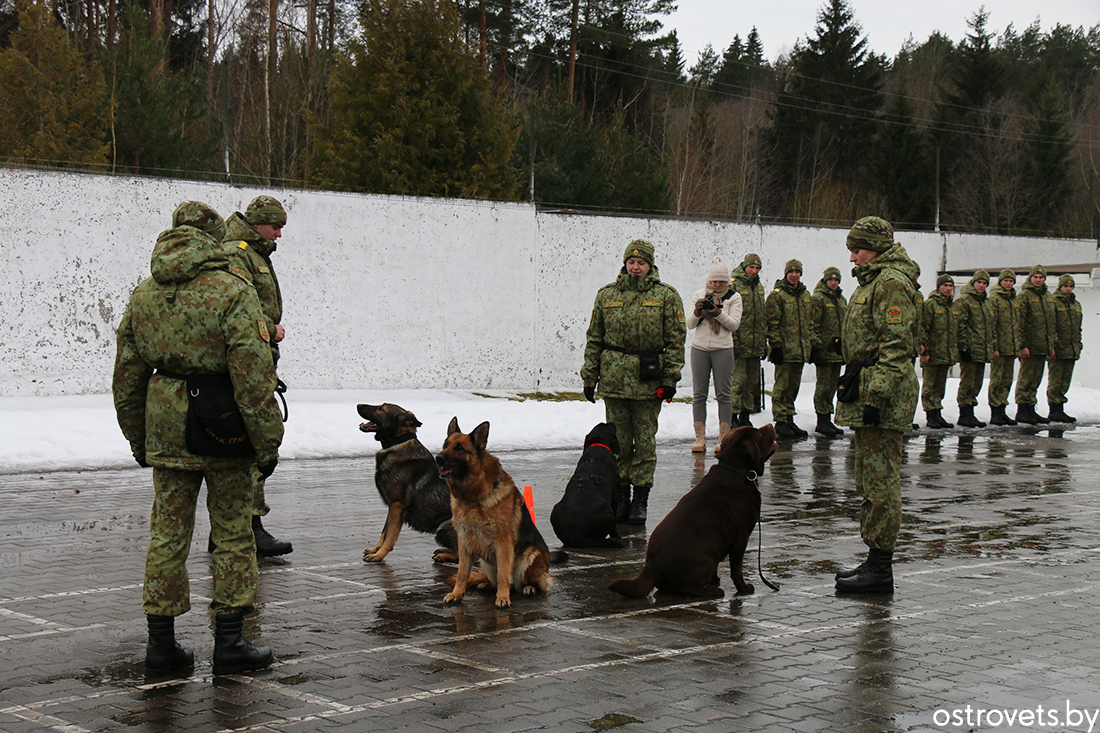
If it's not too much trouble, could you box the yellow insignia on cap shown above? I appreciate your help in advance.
[632,249,640,256]
[258,319,270,342]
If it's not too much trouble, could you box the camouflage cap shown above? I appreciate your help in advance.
[623,239,655,266]
[823,266,842,281]
[245,195,287,227]
[998,269,1016,282]
[785,259,803,274]
[741,253,762,269]
[1029,264,1047,278]
[172,201,225,242]
[936,274,954,288]
[1059,274,1075,287]
[972,269,990,283]
[846,216,895,252]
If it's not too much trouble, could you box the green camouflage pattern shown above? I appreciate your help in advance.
[604,397,662,488]
[772,362,805,420]
[989,282,1019,356]
[1046,359,1076,405]
[853,427,903,551]
[1052,288,1082,360]
[812,276,847,364]
[1014,355,1048,406]
[835,243,919,432]
[582,266,686,400]
[956,362,986,407]
[953,275,997,362]
[1014,278,1057,356]
[730,264,767,357]
[766,278,816,362]
[814,362,842,415]
[172,200,226,241]
[143,464,259,616]
[244,194,287,226]
[224,212,283,366]
[921,289,958,365]
[912,287,924,357]
[731,356,763,414]
[921,363,951,411]
[113,225,284,468]
[988,357,1015,407]
[846,216,895,253]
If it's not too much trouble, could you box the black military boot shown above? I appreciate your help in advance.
[738,410,753,428]
[1048,403,1076,423]
[926,409,953,429]
[988,405,1016,426]
[834,554,867,580]
[213,613,273,675]
[627,486,650,525]
[253,516,293,557]
[775,420,797,440]
[956,405,986,428]
[788,418,808,438]
[615,484,631,523]
[145,615,194,678]
[835,548,894,594]
[815,413,843,437]
[1015,404,1038,424]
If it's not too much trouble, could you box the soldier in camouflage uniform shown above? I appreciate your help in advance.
[987,270,1019,425]
[221,195,293,557]
[1047,274,1082,422]
[1013,265,1057,424]
[920,274,958,429]
[833,216,919,595]
[583,239,686,525]
[730,254,767,426]
[766,259,817,439]
[811,266,847,437]
[953,270,997,428]
[113,201,284,677]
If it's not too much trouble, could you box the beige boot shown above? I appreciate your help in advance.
[691,422,706,453]
[715,422,731,454]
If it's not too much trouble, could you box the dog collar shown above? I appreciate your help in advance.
[717,458,759,482]
[590,442,615,453]
[379,432,418,450]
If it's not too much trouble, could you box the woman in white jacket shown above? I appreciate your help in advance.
[687,256,743,452]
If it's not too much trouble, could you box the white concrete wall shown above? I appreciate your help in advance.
[1,167,1096,396]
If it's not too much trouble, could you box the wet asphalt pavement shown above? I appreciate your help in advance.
[3,421,1100,732]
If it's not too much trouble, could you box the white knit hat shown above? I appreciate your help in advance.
[706,256,730,283]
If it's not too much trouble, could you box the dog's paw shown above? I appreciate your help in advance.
[521,585,538,596]
[444,591,464,605]
[363,548,387,562]
[494,594,512,609]
[735,582,756,595]
[432,548,458,564]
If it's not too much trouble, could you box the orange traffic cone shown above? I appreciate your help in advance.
[523,484,536,525]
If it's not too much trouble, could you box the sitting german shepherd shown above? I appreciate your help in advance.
[435,417,554,608]
[358,403,457,563]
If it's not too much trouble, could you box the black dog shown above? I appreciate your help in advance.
[357,403,457,562]
[550,423,624,548]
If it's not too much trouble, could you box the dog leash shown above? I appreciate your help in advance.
[719,459,780,592]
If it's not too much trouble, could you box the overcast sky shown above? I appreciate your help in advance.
[665,0,1100,66]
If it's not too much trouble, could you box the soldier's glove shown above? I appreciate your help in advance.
[810,345,825,366]
[828,337,842,354]
[134,453,149,468]
[256,459,278,481]
[656,386,676,401]
[862,405,883,426]
[584,384,596,403]
[959,349,973,362]
[768,347,784,365]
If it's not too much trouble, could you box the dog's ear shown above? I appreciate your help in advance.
[447,416,460,436]
[470,421,490,450]
[399,411,422,430]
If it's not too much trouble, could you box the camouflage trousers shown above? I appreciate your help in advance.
[987,356,1015,407]
[921,363,951,411]
[956,361,986,407]
[1046,359,1077,405]
[604,397,663,489]
[730,357,763,414]
[144,463,259,617]
[853,427,903,551]
[771,362,805,421]
[813,362,842,415]
[1014,354,1049,406]
[254,475,270,516]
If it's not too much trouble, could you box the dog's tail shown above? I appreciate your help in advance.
[608,576,656,598]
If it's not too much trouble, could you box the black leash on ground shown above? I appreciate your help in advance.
[276,379,289,422]
[718,459,780,592]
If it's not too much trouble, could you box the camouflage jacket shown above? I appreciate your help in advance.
[989,285,1019,357]
[730,265,767,358]
[765,278,816,362]
[953,279,997,363]
[582,266,687,400]
[921,290,958,365]
[113,225,284,468]
[1052,290,1082,360]
[1014,281,1057,356]
[811,279,847,364]
[835,244,919,432]
[224,212,283,364]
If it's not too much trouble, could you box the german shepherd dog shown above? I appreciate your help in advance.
[608,424,777,598]
[550,422,624,548]
[358,403,457,563]
[435,417,554,608]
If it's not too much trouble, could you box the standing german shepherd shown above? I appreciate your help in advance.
[435,417,553,608]
[358,403,457,563]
